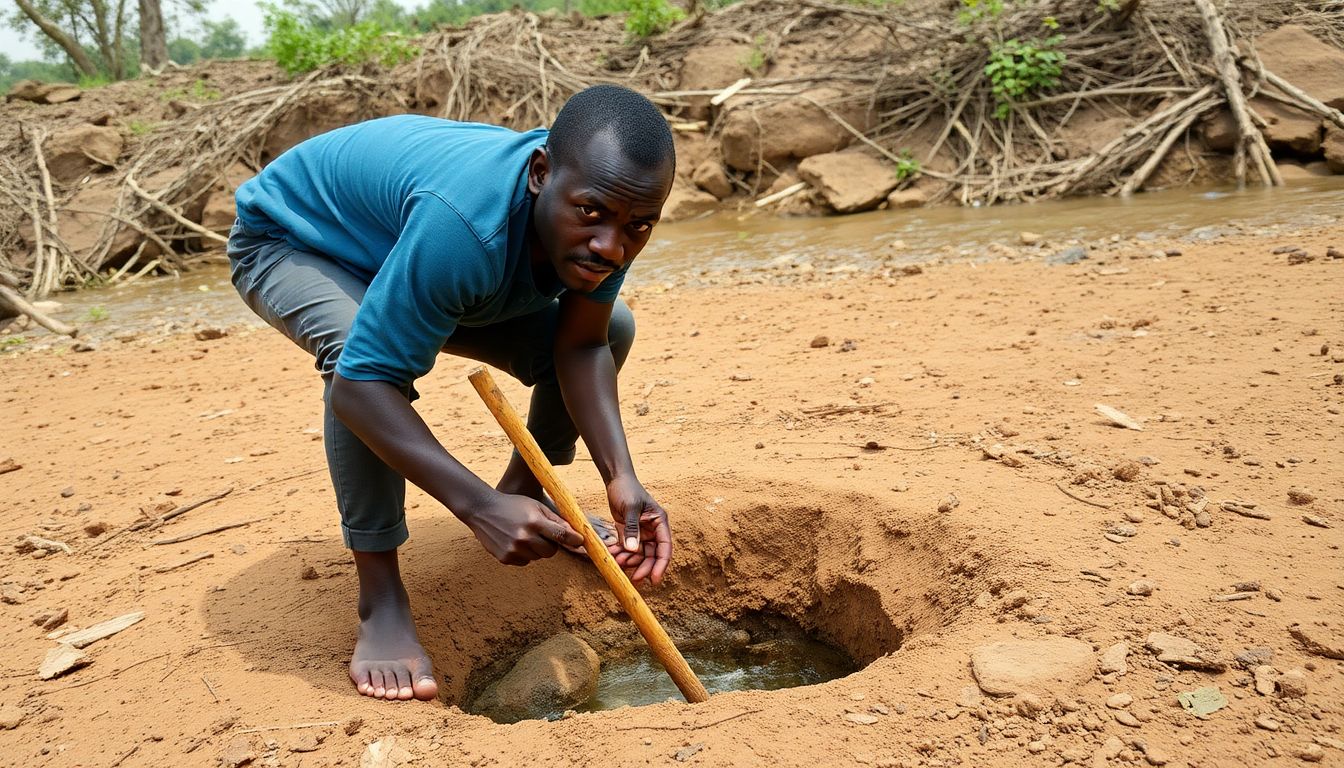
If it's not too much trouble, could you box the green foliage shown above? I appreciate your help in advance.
[170,18,249,64]
[0,54,77,93]
[126,119,156,135]
[0,337,28,349]
[263,6,419,75]
[162,79,221,102]
[85,306,110,323]
[1096,0,1121,10]
[956,0,1006,25]
[623,0,683,38]
[893,150,920,181]
[78,74,113,89]
[984,34,1064,118]
[741,34,767,73]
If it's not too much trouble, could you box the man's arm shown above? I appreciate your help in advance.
[553,292,672,584]
[329,375,582,563]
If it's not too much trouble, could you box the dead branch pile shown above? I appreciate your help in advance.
[0,0,1340,303]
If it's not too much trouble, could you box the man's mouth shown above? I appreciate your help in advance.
[572,258,615,281]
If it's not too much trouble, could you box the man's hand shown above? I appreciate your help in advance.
[462,491,584,565]
[605,474,672,585]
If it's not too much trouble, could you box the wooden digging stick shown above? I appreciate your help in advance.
[468,366,710,704]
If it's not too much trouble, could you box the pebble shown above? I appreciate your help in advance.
[1287,488,1316,505]
[844,713,879,725]
[1112,461,1143,482]
[1123,510,1145,523]
[1277,668,1309,698]
[1106,693,1133,710]
[1292,743,1325,762]
[1144,747,1171,766]
[1127,580,1156,597]
[0,704,24,730]
[1113,710,1141,727]
[82,520,109,537]
[1026,740,1046,753]
[809,335,829,348]
[1099,642,1129,675]
[1255,715,1281,731]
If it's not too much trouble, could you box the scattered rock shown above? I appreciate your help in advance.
[220,735,257,767]
[0,458,20,475]
[287,731,325,753]
[885,188,927,209]
[1176,686,1227,717]
[719,88,870,171]
[1112,461,1142,482]
[1113,710,1141,727]
[1095,404,1143,431]
[1256,715,1281,731]
[0,704,25,730]
[1127,580,1156,597]
[798,151,898,213]
[691,159,733,200]
[1147,632,1226,671]
[82,520,109,537]
[809,335,829,348]
[1099,642,1129,676]
[1289,623,1344,660]
[1236,646,1274,669]
[7,80,81,104]
[674,743,705,762]
[1106,693,1133,710]
[342,716,363,736]
[1286,488,1315,505]
[1047,246,1088,266]
[1018,231,1044,246]
[1144,746,1171,766]
[1292,743,1325,763]
[38,644,90,680]
[844,712,879,725]
[937,493,960,514]
[1012,692,1046,717]
[44,124,124,184]
[1302,514,1332,528]
[970,637,1094,696]
[470,633,601,723]
[194,327,228,341]
[37,607,69,632]
[1277,668,1309,698]
[59,611,144,649]
[1256,25,1344,110]
[360,736,415,768]
[661,182,720,222]
[300,565,319,580]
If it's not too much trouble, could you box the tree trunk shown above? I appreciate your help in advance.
[13,0,100,78]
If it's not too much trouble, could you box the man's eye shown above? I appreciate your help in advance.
[578,205,599,219]
[630,222,652,234]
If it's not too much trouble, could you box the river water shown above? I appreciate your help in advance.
[7,175,1342,346]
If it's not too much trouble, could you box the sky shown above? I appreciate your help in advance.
[3,1,352,62]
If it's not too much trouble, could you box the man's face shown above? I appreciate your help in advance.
[528,129,673,293]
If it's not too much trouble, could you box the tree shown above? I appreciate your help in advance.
[11,0,103,78]
[140,0,168,71]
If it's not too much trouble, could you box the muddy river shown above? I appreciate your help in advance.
[7,175,1342,346]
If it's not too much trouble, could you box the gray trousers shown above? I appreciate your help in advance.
[226,221,634,552]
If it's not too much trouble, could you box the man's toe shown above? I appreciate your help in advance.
[412,675,439,701]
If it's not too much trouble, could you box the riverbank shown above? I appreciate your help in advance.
[1,222,1340,766]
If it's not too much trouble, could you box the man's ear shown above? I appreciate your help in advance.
[527,147,551,196]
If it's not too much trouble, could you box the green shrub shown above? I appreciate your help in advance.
[984,34,1064,118]
[893,150,920,182]
[264,7,419,75]
[623,0,684,38]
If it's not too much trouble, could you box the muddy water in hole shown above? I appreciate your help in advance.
[13,175,1342,344]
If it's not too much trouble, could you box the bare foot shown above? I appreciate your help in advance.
[349,550,438,701]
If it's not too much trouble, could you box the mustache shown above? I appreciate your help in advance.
[575,255,618,272]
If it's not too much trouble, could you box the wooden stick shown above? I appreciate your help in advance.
[1252,64,1344,131]
[710,77,752,106]
[1055,482,1112,509]
[158,487,234,524]
[125,175,229,244]
[1192,0,1277,188]
[151,518,261,545]
[1120,97,1218,196]
[0,284,76,336]
[754,181,807,208]
[154,551,213,573]
[467,367,710,704]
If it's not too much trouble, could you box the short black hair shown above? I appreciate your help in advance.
[547,84,675,173]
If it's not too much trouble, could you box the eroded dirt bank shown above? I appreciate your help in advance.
[0,225,1341,767]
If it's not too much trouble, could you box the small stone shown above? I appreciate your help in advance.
[1277,668,1309,698]
[1144,747,1171,766]
[1287,488,1316,505]
[1289,623,1344,659]
[220,735,256,767]
[1099,642,1129,675]
[674,743,705,761]
[1026,740,1046,753]
[40,607,69,631]
[1012,693,1046,717]
[1123,510,1145,523]
[1106,693,1133,710]
[754,442,764,449]
[1266,588,1283,602]
[1293,743,1325,762]
[937,494,960,514]
[1019,231,1044,246]
[1114,710,1141,727]
[1256,715,1281,731]
[1113,461,1143,482]
[809,335,830,348]
[0,704,24,730]
[82,520,109,537]
[343,716,363,736]
[971,637,1095,696]
[1127,580,1156,597]
[300,565,319,580]
[288,732,324,752]
[1146,632,1226,671]
[844,712,879,725]
[956,685,981,709]
[194,327,228,341]
[60,486,75,498]
[38,644,90,680]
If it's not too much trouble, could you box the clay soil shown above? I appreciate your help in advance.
[0,223,1341,768]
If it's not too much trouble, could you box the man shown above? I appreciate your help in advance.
[227,85,676,702]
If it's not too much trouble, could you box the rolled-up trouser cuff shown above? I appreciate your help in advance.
[342,519,410,552]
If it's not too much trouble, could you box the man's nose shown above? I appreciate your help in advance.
[588,227,624,265]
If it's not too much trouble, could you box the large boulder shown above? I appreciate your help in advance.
[971,637,1095,697]
[6,79,81,105]
[470,634,600,723]
[1254,98,1322,156]
[691,158,734,200]
[678,43,755,92]
[1256,25,1344,111]
[43,124,123,184]
[797,151,896,213]
[661,181,719,222]
[1200,109,1238,153]
[720,88,873,172]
